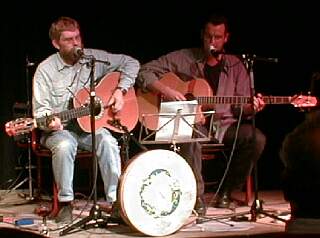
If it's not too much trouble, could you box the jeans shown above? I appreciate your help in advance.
[41,128,121,203]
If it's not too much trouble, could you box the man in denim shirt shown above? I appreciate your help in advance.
[32,16,140,223]
[137,14,266,213]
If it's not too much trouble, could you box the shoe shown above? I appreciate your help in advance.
[213,192,231,209]
[109,201,126,225]
[194,196,207,216]
[55,203,73,224]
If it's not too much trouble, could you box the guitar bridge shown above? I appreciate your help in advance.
[107,118,128,132]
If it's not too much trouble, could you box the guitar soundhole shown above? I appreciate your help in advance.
[93,101,102,116]
[84,97,104,119]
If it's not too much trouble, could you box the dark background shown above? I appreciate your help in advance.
[1,1,319,190]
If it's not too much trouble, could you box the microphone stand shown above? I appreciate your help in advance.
[25,56,35,201]
[108,118,148,164]
[195,52,285,226]
[244,55,287,223]
[60,56,111,236]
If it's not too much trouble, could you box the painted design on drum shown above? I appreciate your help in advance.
[139,168,182,218]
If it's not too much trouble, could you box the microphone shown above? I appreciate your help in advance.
[26,57,35,67]
[209,45,221,57]
[72,47,111,65]
[73,47,84,58]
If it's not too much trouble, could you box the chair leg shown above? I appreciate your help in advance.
[36,156,42,199]
[49,182,59,218]
[245,175,253,205]
[230,175,253,206]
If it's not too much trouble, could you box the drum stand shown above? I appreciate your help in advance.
[139,105,223,225]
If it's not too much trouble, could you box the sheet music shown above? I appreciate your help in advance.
[155,100,198,142]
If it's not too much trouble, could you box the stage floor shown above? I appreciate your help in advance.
[0,189,290,238]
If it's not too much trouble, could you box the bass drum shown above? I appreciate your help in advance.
[118,149,196,236]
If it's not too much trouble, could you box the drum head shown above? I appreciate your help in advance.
[119,149,196,236]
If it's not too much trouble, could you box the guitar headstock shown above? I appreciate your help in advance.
[4,118,35,137]
[291,95,318,108]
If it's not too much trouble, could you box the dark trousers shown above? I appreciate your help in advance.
[220,123,266,193]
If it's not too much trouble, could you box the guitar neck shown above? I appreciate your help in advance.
[196,96,293,105]
[35,106,91,128]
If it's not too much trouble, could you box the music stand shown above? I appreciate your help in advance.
[139,101,216,148]
[136,101,223,232]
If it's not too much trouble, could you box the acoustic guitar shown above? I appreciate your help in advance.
[5,72,139,136]
[136,72,318,130]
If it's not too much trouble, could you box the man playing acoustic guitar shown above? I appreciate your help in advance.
[136,13,266,214]
[32,16,140,223]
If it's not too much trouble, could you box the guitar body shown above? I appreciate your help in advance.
[136,72,213,130]
[75,72,139,133]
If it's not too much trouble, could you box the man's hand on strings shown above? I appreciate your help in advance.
[253,93,265,112]
[162,87,186,101]
[48,117,63,131]
[108,88,125,113]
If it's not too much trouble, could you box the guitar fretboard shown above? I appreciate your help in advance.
[196,96,292,105]
[35,106,91,128]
